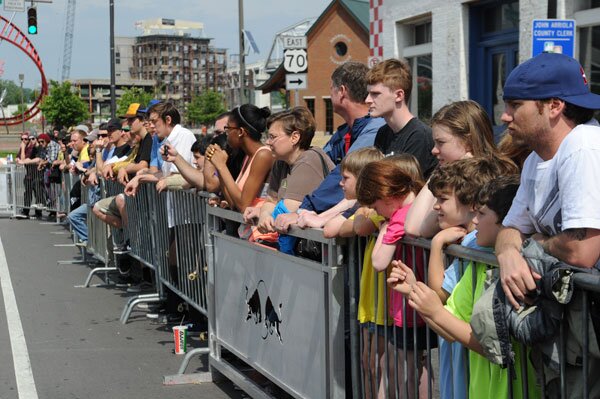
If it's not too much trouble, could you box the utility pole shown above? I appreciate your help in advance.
[238,0,246,105]
[19,73,25,134]
[109,0,116,118]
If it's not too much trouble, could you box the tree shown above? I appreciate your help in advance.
[38,80,89,127]
[186,90,227,127]
[0,80,35,105]
[117,87,154,116]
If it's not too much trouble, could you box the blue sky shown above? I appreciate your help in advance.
[0,0,326,93]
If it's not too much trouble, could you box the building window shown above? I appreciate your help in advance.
[407,54,432,121]
[305,98,315,116]
[334,42,348,56]
[483,1,518,33]
[324,98,333,135]
[414,21,432,45]
[401,18,433,121]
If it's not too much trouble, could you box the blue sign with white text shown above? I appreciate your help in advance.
[532,19,575,58]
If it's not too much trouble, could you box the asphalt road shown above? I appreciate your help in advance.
[0,217,241,399]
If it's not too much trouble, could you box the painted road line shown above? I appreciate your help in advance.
[0,237,39,399]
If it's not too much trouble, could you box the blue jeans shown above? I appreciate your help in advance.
[68,204,88,242]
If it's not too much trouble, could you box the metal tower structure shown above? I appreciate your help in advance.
[61,0,76,81]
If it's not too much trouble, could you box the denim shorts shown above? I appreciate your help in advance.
[362,322,391,337]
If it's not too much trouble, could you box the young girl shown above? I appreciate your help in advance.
[404,100,498,238]
[318,148,385,399]
[356,154,434,399]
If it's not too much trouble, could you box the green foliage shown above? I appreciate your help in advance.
[11,104,27,116]
[116,87,154,117]
[0,80,35,105]
[186,90,227,126]
[38,80,89,128]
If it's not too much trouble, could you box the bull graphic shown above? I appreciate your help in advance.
[244,279,283,343]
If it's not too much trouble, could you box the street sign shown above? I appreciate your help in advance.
[368,56,383,69]
[286,73,307,90]
[532,19,575,58]
[4,0,25,12]
[282,36,307,49]
[284,49,308,73]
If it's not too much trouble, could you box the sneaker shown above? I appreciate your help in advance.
[113,244,130,255]
[75,240,88,248]
[126,281,154,293]
[15,214,29,220]
[112,274,134,288]
[156,313,187,325]
[146,309,165,319]
[137,302,162,312]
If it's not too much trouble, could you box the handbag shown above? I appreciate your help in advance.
[294,148,332,262]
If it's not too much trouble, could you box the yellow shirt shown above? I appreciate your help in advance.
[356,213,392,325]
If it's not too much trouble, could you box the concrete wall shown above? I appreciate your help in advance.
[380,0,565,114]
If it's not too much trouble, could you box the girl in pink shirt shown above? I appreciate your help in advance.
[356,154,435,399]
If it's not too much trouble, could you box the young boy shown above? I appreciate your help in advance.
[394,157,517,399]
[388,173,539,398]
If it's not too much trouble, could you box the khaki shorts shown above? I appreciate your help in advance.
[95,195,120,218]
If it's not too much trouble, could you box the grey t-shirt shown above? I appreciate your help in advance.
[268,147,335,202]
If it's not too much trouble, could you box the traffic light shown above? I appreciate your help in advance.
[27,7,37,35]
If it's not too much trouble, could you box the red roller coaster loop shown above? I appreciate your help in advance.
[0,14,48,126]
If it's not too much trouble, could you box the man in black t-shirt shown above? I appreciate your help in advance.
[366,58,437,177]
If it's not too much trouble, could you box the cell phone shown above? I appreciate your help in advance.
[162,146,168,156]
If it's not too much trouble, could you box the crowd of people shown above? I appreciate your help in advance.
[14,51,600,398]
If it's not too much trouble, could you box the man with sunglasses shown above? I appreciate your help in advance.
[114,103,153,185]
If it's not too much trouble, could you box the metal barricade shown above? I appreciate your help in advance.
[0,164,15,217]
[13,164,46,216]
[165,189,208,315]
[120,182,167,323]
[79,179,117,287]
[202,205,347,399]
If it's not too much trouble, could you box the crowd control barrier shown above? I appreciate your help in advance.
[202,205,347,398]
[8,169,597,399]
[0,164,15,217]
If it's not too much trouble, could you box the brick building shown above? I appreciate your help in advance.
[380,0,600,134]
[259,0,370,134]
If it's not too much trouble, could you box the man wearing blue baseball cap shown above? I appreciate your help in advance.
[496,52,600,397]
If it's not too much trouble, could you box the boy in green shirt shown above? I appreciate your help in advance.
[388,175,541,398]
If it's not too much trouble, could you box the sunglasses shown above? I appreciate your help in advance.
[28,137,36,141]
[21,138,29,141]
[98,134,108,138]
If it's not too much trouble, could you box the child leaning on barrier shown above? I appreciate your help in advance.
[317,147,385,399]
[388,175,541,398]
[392,157,518,399]
[356,154,433,399]
[295,147,384,234]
